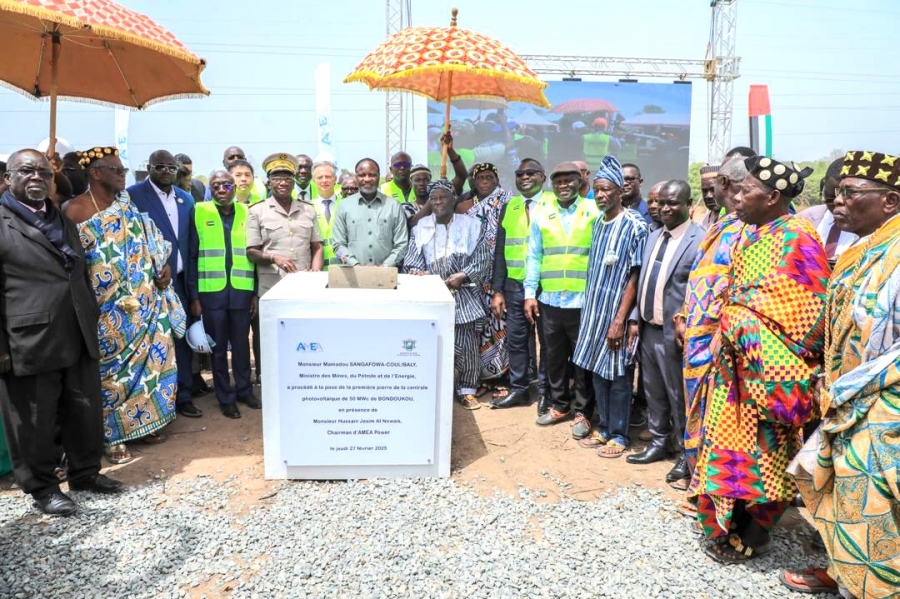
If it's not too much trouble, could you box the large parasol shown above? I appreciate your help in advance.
[344,8,549,177]
[0,0,208,153]
[551,98,618,114]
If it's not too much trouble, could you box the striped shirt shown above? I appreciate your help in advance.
[573,209,648,379]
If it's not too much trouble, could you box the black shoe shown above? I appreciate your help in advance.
[536,394,551,416]
[221,403,241,419]
[177,402,203,418]
[68,473,124,494]
[33,491,78,516]
[626,444,670,465]
[629,405,648,428]
[490,389,528,409]
[665,454,690,483]
[237,395,262,410]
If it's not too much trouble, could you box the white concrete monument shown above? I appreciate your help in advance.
[261,272,455,479]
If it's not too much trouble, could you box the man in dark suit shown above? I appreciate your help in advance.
[0,149,122,516]
[626,180,704,487]
[128,150,201,417]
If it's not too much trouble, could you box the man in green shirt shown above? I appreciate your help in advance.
[332,158,409,267]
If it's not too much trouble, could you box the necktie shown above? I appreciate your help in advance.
[642,231,671,323]
[824,223,842,261]
[299,190,307,202]
[323,199,332,223]
[35,210,46,220]
[525,199,533,224]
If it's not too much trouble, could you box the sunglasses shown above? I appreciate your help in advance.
[226,154,244,160]
[515,168,543,178]
[342,186,359,194]
[623,176,641,182]
[93,166,129,176]
[150,164,178,174]
[392,161,412,169]
[210,182,234,191]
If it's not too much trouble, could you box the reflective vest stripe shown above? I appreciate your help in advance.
[195,202,255,293]
[543,246,590,256]
[540,270,588,280]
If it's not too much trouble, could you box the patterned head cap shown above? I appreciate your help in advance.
[840,151,900,189]
[744,156,813,199]
[592,155,624,188]
[700,164,720,179]
[471,163,499,178]
[427,179,455,199]
[79,146,119,167]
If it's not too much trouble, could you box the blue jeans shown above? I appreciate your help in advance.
[592,372,631,446]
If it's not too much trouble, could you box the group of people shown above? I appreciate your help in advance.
[0,135,897,599]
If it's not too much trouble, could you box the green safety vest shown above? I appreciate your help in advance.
[195,202,255,293]
[314,196,343,270]
[291,181,319,201]
[583,133,611,171]
[537,199,598,293]
[501,191,555,282]
[380,179,413,203]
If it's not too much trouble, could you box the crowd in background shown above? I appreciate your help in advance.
[0,130,897,599]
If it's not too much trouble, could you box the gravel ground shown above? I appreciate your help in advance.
[0,476,834,599]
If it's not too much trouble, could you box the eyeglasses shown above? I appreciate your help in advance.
[226,154,244,160]
[268,175,294,183]
[515,168,543,178]
[210,182,234,191]
[11,168,53,179]
[392,161,412,170]
[150,164,178,174]
[836,186,887,199]
[342,186,359,194]
[93,166,129,176]
[623,176,641,182]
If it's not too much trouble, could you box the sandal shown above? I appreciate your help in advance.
[491,386,510,399]
[779,568,838,594]
[105,443,133,465]
[459,394,481,410]
[678,500,699,518]
[705,533,773,564]
[597,440,628,458]
[578,430,609,448]
[135,432,167,445]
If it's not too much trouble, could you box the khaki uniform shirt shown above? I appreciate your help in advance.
[247,196,321,296]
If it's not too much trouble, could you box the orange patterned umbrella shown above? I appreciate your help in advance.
[0,0,208,152]
[344,8,548,177]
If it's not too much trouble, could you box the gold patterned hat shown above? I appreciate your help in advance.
[263,152,299,176]
[78,146,119,167]
[744,156,813,199]
[840,151,900,189]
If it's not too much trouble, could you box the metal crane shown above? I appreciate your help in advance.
[384,0,739,163]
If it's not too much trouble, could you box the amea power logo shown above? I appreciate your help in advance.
[296,342,324,352]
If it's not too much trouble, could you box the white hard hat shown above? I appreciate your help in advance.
[186,318,216,354]
[37,137,76,156]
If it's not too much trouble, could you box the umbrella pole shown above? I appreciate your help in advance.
[440,72,453,179]
[48,31,61,156]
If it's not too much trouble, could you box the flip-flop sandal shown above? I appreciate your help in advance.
[491,386,510,399]
[597,440,628,458]
[136,432,167,445]
[578,431,609,448]
[779,568,838,594]
[678,501,699,518]
[105,443,133,465]
[705,533,773,564]
[669,477,690,492]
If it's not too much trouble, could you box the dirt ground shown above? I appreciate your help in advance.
[0,383,806,527]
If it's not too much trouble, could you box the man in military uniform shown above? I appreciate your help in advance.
[246,153,323,378]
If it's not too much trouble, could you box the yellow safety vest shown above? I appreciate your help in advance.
[195,202,255,293]
[380,179,414,203]
[537,199,598,293]
[291,181,319,201]
[314,196,342,270]
[501,191,555,282]
[583,133,611,172]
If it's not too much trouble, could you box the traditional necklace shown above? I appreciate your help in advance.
[89,188,140,313]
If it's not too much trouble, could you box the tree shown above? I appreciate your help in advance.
[642,104,665,114]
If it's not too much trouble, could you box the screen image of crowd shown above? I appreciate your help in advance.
[0,126,898,599]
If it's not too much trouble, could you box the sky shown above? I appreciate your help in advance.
[2,0,900,176]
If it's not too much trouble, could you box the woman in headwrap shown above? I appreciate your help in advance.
[455,162,511,394]
[405,181,491,409]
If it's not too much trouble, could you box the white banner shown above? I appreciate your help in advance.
[314,62,336,165]
[114,108,135,186]
[277,318,438,467]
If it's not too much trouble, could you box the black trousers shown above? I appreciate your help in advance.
[0,349,103,498]
[505,286,547,394]
[251,312,261,378]
[540,303,593,416]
